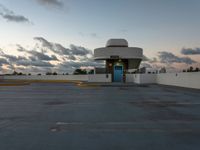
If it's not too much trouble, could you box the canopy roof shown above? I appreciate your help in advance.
[94,39,143,60]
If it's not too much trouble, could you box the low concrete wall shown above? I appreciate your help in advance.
[2,73,200,89]
[127,73,200,89]
[88,74,111,83]
[139,74,157,84]
[157,72,200,89]
[126,74,135,83]
[3,75,88,81]
[126,74,156,84]
[2,74,112,83]
[126,74,140,83]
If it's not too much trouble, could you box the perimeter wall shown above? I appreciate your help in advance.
[156,72,200,89]
[1,72,200,89]
[126,72,200,89]
[2,75,89,82]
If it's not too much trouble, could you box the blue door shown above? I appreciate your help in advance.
[114,65,123,82]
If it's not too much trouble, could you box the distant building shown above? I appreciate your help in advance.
[94,39,143,82]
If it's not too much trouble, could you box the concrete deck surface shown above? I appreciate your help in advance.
[0,83,200,150]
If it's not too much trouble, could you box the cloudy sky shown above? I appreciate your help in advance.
[0,0,200,74]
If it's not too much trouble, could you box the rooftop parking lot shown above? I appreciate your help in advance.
[0,83,200,150]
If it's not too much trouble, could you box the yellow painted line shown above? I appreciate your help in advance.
[28,80,81,83]
[0,80,87,87]
[76,82,100,88]
[1,80,82,84]
[0,82,30,86]
[1,80,101,87]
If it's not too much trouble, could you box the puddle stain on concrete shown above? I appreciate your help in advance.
[49,122,200,133]
[44,101,67,106]
[128,101,196,108]
[128,101,200,121]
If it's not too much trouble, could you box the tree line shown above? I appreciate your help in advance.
[2,69,94,76]
[183,66,199,72]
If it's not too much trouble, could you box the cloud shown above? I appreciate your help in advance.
[57,60,104,73]
[29,66,52,73]
[158,51,196,65]
[0,4,31,23]
[142,55,150,61]
[16,60,54,67]
[140,63,152,68]
[34,37,71,55]
[70,44,92,56]
[17,44,58,61]
[181,48,200,55]
[54,43,71,55]
[142,55,158,63]
[66,55,76,61]
[0,58,8,66]
[16,44,27,52]
[0,14,30,23]
[78,32,99,38]
[29,51,58,61]
[1,52,27,63]
[34,37,54,49]
[1,48,54,69]
[36,0,63,7]
[34,37,93,57]
[1,38,97,74]
[30,51,58,61]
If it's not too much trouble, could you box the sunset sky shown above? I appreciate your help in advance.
[0,0,200,74]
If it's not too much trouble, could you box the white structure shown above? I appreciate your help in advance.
[95,39,142,60]
[94,39,143,82]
